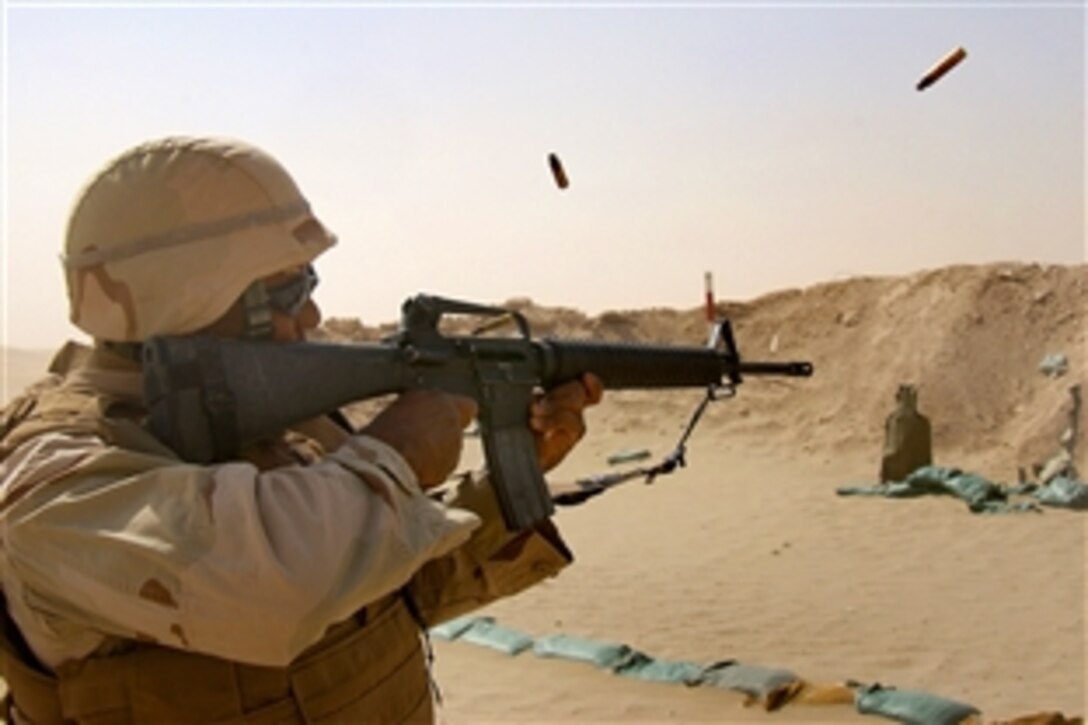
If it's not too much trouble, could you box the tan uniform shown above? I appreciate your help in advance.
[0,345,571,722]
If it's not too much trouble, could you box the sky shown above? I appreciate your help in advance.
[1,1,1085,353]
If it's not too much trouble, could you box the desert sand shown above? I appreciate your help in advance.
[3,262,1085,722]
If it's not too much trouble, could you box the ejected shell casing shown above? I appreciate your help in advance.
[471,313,515,336]
[606,448,651,466]
[916,46,967,91]
[548,152,569,189]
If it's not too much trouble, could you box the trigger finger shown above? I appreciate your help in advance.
[542,380,589,411]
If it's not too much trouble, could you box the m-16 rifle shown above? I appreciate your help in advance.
[143,294,813,531]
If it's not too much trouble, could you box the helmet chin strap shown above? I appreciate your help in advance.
[242,281,275,339]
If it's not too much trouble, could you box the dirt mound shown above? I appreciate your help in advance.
[316,262,1086,481]
[747,262,1086,477]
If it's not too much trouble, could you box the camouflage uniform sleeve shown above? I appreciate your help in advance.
[405,469,573,626]
[0,431,480,668]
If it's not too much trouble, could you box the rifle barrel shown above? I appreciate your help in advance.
[538,339,812,390]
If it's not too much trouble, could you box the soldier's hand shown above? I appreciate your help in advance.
[530,373,605,473]
[361,390,478,489]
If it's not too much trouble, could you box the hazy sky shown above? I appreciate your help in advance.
[2,1,1085,352]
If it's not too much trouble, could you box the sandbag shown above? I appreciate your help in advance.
[688,660,804,711]
[459,619,534,656]
[613,652,703,683]
[429,615,481,641]
[532,634,636,670]
[854,683,980,725]
[1033,476,1088,510]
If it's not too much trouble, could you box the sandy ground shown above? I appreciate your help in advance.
[434,440,1084,723]
[2,262,1085,722]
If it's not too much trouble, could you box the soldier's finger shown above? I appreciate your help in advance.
[541,379,591,411]
[531,408,586,441]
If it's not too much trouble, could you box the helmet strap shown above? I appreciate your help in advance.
[242,281,275,339]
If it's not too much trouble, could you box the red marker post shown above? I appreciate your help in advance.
[704,271,715,323]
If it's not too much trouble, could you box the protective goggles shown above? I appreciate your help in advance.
[265,264,319,316]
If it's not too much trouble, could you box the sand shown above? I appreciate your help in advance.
[434,444,1083,722]
[2,262,1085,722]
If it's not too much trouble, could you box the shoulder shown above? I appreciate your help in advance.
[2,371,174,466]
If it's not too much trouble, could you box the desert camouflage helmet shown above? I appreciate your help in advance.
[63,136,337,341]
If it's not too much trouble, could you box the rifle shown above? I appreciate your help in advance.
[143,294,813,530]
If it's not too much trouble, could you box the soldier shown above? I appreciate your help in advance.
[0,137,603,722]
[879,384,933,483]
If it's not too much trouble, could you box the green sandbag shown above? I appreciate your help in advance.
[902,466,967,496]
[912,468,1006,510]
[839,466,1044,515]
[688,660,800,700]
[459,619,534,655]
[613,651,704,683]
[854,683,980,725]
[533,635,702,683]
[532,634,636,669]
[1034,476,1088,510]
[429,615,483,641]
